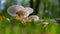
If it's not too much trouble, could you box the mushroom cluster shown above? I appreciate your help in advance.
[7,5,39,23]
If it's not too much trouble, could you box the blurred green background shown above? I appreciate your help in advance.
[0,0,60,34]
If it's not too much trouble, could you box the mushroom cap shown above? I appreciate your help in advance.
[42,21,48,25]
[24,7,33,14]
[28,15,39,21]
[7,5,24,16]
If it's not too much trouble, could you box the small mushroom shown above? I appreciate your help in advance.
[42,21,48,25]
[28,15,39,22]
[41,21,49,28]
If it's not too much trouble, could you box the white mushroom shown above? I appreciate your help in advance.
[28,15,39,21]
[42,21,49,28]
[7,5,24,16]
[42,21,48,25]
